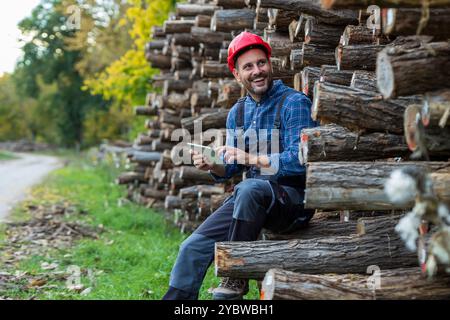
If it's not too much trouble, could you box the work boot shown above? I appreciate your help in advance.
[212,277,249,300]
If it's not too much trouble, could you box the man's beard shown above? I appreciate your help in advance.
[243,71,273,97]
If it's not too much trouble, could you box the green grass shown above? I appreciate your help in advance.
[0,154,260,300]
[0,150,18,161]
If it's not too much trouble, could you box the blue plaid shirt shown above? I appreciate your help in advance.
[211,79,317,182]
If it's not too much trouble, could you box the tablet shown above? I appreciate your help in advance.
[187,143,222,164]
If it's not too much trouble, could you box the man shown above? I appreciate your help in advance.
[163,31,316,300]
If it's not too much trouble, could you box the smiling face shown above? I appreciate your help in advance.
[232,48,273,102]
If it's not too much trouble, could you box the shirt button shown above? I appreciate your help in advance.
[253,121,256,124]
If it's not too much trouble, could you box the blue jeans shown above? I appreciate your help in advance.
[162,178,314,300]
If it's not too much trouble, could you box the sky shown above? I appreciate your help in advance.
[0,0,42,75]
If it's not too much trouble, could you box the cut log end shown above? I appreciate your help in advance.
[404,105,422,152]
[376,51,395,99]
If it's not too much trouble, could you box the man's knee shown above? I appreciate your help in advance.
[234,178,271,200]
[233,179,273,220]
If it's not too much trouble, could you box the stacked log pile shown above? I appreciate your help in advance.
[211,0,450,299]
[114,0,450,299]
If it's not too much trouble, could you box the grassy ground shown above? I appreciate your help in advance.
[0,150,18,161]
[0,152,260,300]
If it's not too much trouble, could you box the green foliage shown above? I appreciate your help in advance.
[0,156,260,300]
[2,0,175,147]
[84,0,175,106]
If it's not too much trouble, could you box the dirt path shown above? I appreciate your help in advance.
[0,153,62,222]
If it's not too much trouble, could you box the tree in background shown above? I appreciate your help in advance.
[14,0,107,147]
[84,0,175,141]
[1,0,174,147]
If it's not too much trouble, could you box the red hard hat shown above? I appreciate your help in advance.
[227,31,271,72]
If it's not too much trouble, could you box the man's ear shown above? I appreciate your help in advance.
[232,68,241,83]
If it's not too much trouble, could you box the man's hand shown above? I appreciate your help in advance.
[191,149,215,171]
[216,146,258,166]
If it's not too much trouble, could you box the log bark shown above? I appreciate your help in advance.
[142,188,168,200]
[179,166,216,184]
[350,70,377,91]
[404,104,450,159]
[302,43,336,67]
[257,0,359,25]
[163,20,195,34]
[145,40,165,51]
[321,0,450,9]
[262,217,357,240]
[341,25,389,46]
[159,109,181,127]
[171,33,197,46]
[134,106,157,116]
[305,161,450,210]
[116,172,147,184]
[201,61,233,78]
[163,79,194,96]
[181,109,229,133]
[293,72,302,91]
[319,65,353,86]
[376,37,450,99]
[145,52,172,69]
[191,27,231,45]
[266,32,303,56]
[305,19,345,47]
[336,44,386,71]
[301,67,321,99]
[299,124,408,164]
[194,15,212,28]
[382,8,450,40]
[215,234,417,279]
[176,3,219,17]
[289,49,303,71]
[356,214,403,236]
[261,267,450,300]
[312,82,422,134]
[210,193,232,212]
[268,9,299,32]
[213,0,249,8]
[422,89,450,128]
[211,9,256,32]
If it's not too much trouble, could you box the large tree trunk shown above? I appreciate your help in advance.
[382,8,450,40]
[376,36,450,99]
[299,124,408,164]
[304,161,450,210]
[257,0,359,25]
[215,234,418,279]
[312,82,421,134]
[261,267,450,300]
